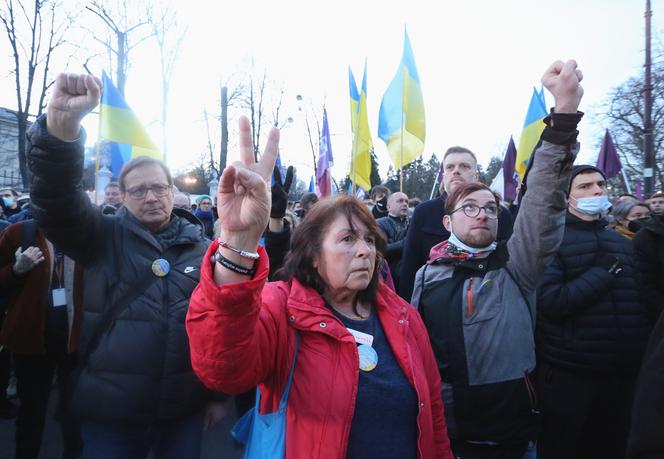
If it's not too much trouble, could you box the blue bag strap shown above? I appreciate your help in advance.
[279,331,300,406]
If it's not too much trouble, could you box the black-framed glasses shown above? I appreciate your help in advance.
[126,184,171,199]
[451,203,499,219]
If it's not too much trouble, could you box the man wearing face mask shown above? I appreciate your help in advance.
[536,165,652,459]
[398,148,514,301]
[370,185,390,219]
[1,188,22,219]
[411,59,582,459]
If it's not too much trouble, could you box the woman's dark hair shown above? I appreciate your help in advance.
[276,195,386,306]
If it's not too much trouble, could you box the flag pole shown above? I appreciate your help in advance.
[400,108,404,192]
[429,171,439,200]
[351,100,360,196]
[399,65,407,193]
[94,103,103,205]
[621,168,633,194]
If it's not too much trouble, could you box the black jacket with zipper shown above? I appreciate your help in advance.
[27,115,212,422]
[536,212,652,374]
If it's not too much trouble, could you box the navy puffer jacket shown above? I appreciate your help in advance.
[536,212,652,373]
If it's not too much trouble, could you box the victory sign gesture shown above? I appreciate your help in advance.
[216,116,280,253]
[47,73,102,141]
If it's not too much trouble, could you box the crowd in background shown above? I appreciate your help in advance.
[0,62,664,459]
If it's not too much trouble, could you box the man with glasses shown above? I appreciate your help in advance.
[398,146,514,302]
[411,59,583,458]
[25,73,226,458]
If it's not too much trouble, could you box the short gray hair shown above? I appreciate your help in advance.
[118,157,173,192]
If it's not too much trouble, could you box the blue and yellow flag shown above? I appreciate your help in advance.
[349,63,372,191]
[515,87,547,178]
[100,71,161,176]
[378,29,425,170]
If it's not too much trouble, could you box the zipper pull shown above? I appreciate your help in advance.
[467,278,474,316]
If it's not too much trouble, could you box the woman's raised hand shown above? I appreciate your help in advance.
[216,116,280,250]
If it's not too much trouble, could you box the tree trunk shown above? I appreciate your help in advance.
[117,31,127,96]
[17,115,29,190]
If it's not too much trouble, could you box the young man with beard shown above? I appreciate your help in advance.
[398,148,514,301]
[411,59,583,459]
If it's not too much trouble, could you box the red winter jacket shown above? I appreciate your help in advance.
[187,241,452,459]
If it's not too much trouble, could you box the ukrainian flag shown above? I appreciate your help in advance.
[378,29,425,170]
[100,71,161,176]
[349,63,372,191]
[515,87,547,178]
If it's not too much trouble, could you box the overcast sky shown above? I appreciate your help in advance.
[0,0,662,186]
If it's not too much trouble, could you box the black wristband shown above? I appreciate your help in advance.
[541,110,584,145]
[211,250,256,276]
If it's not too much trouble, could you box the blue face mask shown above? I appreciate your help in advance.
[448,221,497,255]
[572,195,612,216]
[2,196,14,207]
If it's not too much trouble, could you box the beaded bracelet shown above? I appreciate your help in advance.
[211,250,256,276]
[217,239,260,260]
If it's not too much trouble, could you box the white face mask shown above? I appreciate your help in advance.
[572,195,612,216]
[448,221,497,254]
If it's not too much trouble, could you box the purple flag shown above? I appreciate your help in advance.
[316,109,334,197]
[502,136,518,201]
[596,129,622,179]
[635,180,644,201]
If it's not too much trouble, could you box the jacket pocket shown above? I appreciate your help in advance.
[462,277,501,325]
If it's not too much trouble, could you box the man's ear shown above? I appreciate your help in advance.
[442,214,452,233]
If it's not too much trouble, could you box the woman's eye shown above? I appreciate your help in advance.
[342,235,353,242]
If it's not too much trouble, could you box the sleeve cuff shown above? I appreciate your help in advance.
[30,115,87,152]
[541,110,584,145]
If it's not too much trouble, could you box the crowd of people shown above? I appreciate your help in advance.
[0,59,663,459]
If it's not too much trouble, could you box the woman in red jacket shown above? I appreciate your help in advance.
[186,116,452,459]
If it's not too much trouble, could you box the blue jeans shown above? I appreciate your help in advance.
[80,413,203,459]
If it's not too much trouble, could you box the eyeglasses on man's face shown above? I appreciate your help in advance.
[451,203,499,219]
[126,184,171,199]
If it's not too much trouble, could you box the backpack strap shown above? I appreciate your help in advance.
[77,243,188,369]
[279,332,300,405]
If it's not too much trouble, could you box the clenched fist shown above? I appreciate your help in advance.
[541,60,584,114]
[47,73,102,141]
